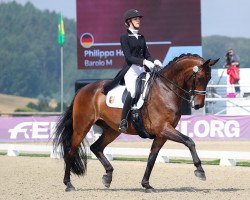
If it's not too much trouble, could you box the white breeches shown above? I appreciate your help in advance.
[124,64,146,98]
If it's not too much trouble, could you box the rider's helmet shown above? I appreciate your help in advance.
[124,9,143,26]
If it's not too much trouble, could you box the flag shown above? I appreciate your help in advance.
[58,14,65,45]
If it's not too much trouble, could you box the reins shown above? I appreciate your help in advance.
[148,64,207,103]
[156,71,192,102]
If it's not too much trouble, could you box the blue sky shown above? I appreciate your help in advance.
[2,0,250,38]
[201,0,250,38]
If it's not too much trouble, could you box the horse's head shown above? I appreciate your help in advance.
[158,54,219,111]
[186,58,219,109]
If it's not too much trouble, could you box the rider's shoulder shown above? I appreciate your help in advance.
[120,33,129,42]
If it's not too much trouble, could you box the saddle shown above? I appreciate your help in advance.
[121,72,147,106]
[106,72,155,139]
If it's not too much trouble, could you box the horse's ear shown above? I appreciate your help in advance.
[203,59,211,66]
[208,58,220,66]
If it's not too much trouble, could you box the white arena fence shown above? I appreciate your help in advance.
[205,84,250,115]
[206,68,250,115]
[0,143,249,167]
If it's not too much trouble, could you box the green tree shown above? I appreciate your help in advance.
[203,36,250,68]
[1,1,249,107]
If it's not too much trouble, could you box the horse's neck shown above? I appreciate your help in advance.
[160,63,187,88]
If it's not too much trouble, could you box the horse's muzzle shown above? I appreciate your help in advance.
[191,98,201,110]
[193,104,200,110]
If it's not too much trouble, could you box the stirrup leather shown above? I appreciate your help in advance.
[118,119,128,132]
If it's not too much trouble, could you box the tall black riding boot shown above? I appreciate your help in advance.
[119,92,133,132]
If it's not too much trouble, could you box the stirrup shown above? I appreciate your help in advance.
[118,119,128,132]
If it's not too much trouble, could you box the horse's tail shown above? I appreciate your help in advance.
[53,98,87,176]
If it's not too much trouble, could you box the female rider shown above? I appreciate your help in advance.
[104,9,163,132]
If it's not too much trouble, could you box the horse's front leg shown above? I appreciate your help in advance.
[162,126,206,181]
[141,138,166,192]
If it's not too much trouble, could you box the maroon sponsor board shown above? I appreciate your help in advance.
[0,115,249,143]
[76,0,201,69]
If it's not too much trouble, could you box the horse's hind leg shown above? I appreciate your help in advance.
[90,123,120,188]
[64,126,91,192]
[64,109,94,191]
[162,126,206,180]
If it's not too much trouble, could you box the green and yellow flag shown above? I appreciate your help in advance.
[58,14,65,45]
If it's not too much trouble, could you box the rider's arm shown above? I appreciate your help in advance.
[142,36,154,63]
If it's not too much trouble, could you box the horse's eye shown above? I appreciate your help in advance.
[198,77,206,83]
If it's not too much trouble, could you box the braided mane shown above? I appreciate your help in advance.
[164,53,204,68]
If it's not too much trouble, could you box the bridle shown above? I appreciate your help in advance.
[185,65,207,106]
[152,64,208,104]
[187,65,207,96]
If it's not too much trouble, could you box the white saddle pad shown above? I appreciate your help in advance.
[106,73,150,109]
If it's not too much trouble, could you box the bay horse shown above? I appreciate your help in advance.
[53,54,219,192]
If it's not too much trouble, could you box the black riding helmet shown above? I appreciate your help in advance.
[124,9,143,26]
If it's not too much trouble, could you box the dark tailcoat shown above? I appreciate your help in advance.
[103,29,154,94]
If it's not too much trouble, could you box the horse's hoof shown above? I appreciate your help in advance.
[142,182,156,193]
[65,182,76,192]
[145,188,157,193]
[102,174,112,188]
[194,170,206,181]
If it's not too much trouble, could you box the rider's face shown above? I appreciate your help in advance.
[130,17,141,29]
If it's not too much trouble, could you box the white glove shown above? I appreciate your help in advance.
[143,59,154,70]
[154,59,163,67]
